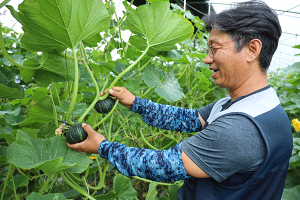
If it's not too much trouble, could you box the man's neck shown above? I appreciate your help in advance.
[228,71,268,101]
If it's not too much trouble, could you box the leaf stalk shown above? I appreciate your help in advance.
[38,174,53,194]
[0,23,42,70]
[0,0,10,9]
[66,47,79,125]
[60,171,96,200]
[77,43,100,123]
[1,164,13,200]
[99,45,150,101]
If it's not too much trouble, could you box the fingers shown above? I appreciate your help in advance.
[67,142,85,152]
[99,87,135,108]
[82,123,95,136]
[108,87,123,98]
[100,87,123,97]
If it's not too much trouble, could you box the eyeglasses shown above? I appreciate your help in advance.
[205,38,240,58]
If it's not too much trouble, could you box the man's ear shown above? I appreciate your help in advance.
[247,39,262,63]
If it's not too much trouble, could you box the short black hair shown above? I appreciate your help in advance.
[202,0,281,70]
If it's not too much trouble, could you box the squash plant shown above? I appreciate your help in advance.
[0,0,224,199]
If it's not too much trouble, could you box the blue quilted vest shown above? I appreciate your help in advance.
[178,87,293,200]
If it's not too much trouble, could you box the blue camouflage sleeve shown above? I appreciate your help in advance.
[98,140,192,182]
[130,97,202,133]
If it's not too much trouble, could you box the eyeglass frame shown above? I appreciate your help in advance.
[205,38,240,58]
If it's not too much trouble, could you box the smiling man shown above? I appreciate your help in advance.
[67,1,293,199]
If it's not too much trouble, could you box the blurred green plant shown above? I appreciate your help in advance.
[268,44,300,199]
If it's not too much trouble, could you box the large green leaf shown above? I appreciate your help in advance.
[114,174,137,200]
[289,154,300,167]
[142,65,163,88]
[125,74,145,95]
[27,192,67,200]
[284,62,300,74]
[167,183,182,200]
[7,0,110,53]
[0,71,22,99]
[95,191,116,200]
[126,1,193,54]
[155,72,185,102]
[282,185,300,200]
[55,101,91,117]
[142,65,184,102]
[8,175,29,189]
[28,97,55,123]
[20,58,40,83]
[40,53,76,80]
[0,84,22,99]
[0,102,20,116]
[20,54,76,86]
[34,53,76,86]
[7,132,92,176]
[145,182,158,200]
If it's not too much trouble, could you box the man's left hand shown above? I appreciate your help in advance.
[67,123,105,154]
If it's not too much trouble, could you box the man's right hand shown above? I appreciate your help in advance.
[100,86,135,109]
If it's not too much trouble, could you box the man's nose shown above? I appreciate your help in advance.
[204,54,214,64]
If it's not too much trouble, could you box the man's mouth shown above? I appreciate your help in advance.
[211,69,219,78]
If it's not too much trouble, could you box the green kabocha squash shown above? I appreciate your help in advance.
[94,96,115,114]
[66,123,88,144]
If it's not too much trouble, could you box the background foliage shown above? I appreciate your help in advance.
[268,53,300,199]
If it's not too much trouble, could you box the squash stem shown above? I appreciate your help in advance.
[38,174,53,194]
[1,164,11,200]
[66,172,83,183]
[77,43,100,123]
[84,165,90,180]
[141,87,154,98]
[90,161,109,192]
[177,64,188,80]
[132,176,173,186]
[138,56,152,72]
[0,0,10,8]
[118,0,134,26]
[60,171,96,200]
[66,47,79,126]
[139,129,158,150]
[59,51,74,61]
[145,130,164,140]
[46,173,59,193]
[198,85,218,99]
[100,78,109,93]
[49,85,59,127]
[114,10,125,58]
[98,45,150,101]
[108,111,114,140]
[0,23,42,70]
[11,167,17,199]
[1,164,12,200]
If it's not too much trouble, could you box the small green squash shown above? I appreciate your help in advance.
[94,97,115,114]
[66,123,88,144]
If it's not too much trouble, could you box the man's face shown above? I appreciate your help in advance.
[204,28,248,91]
